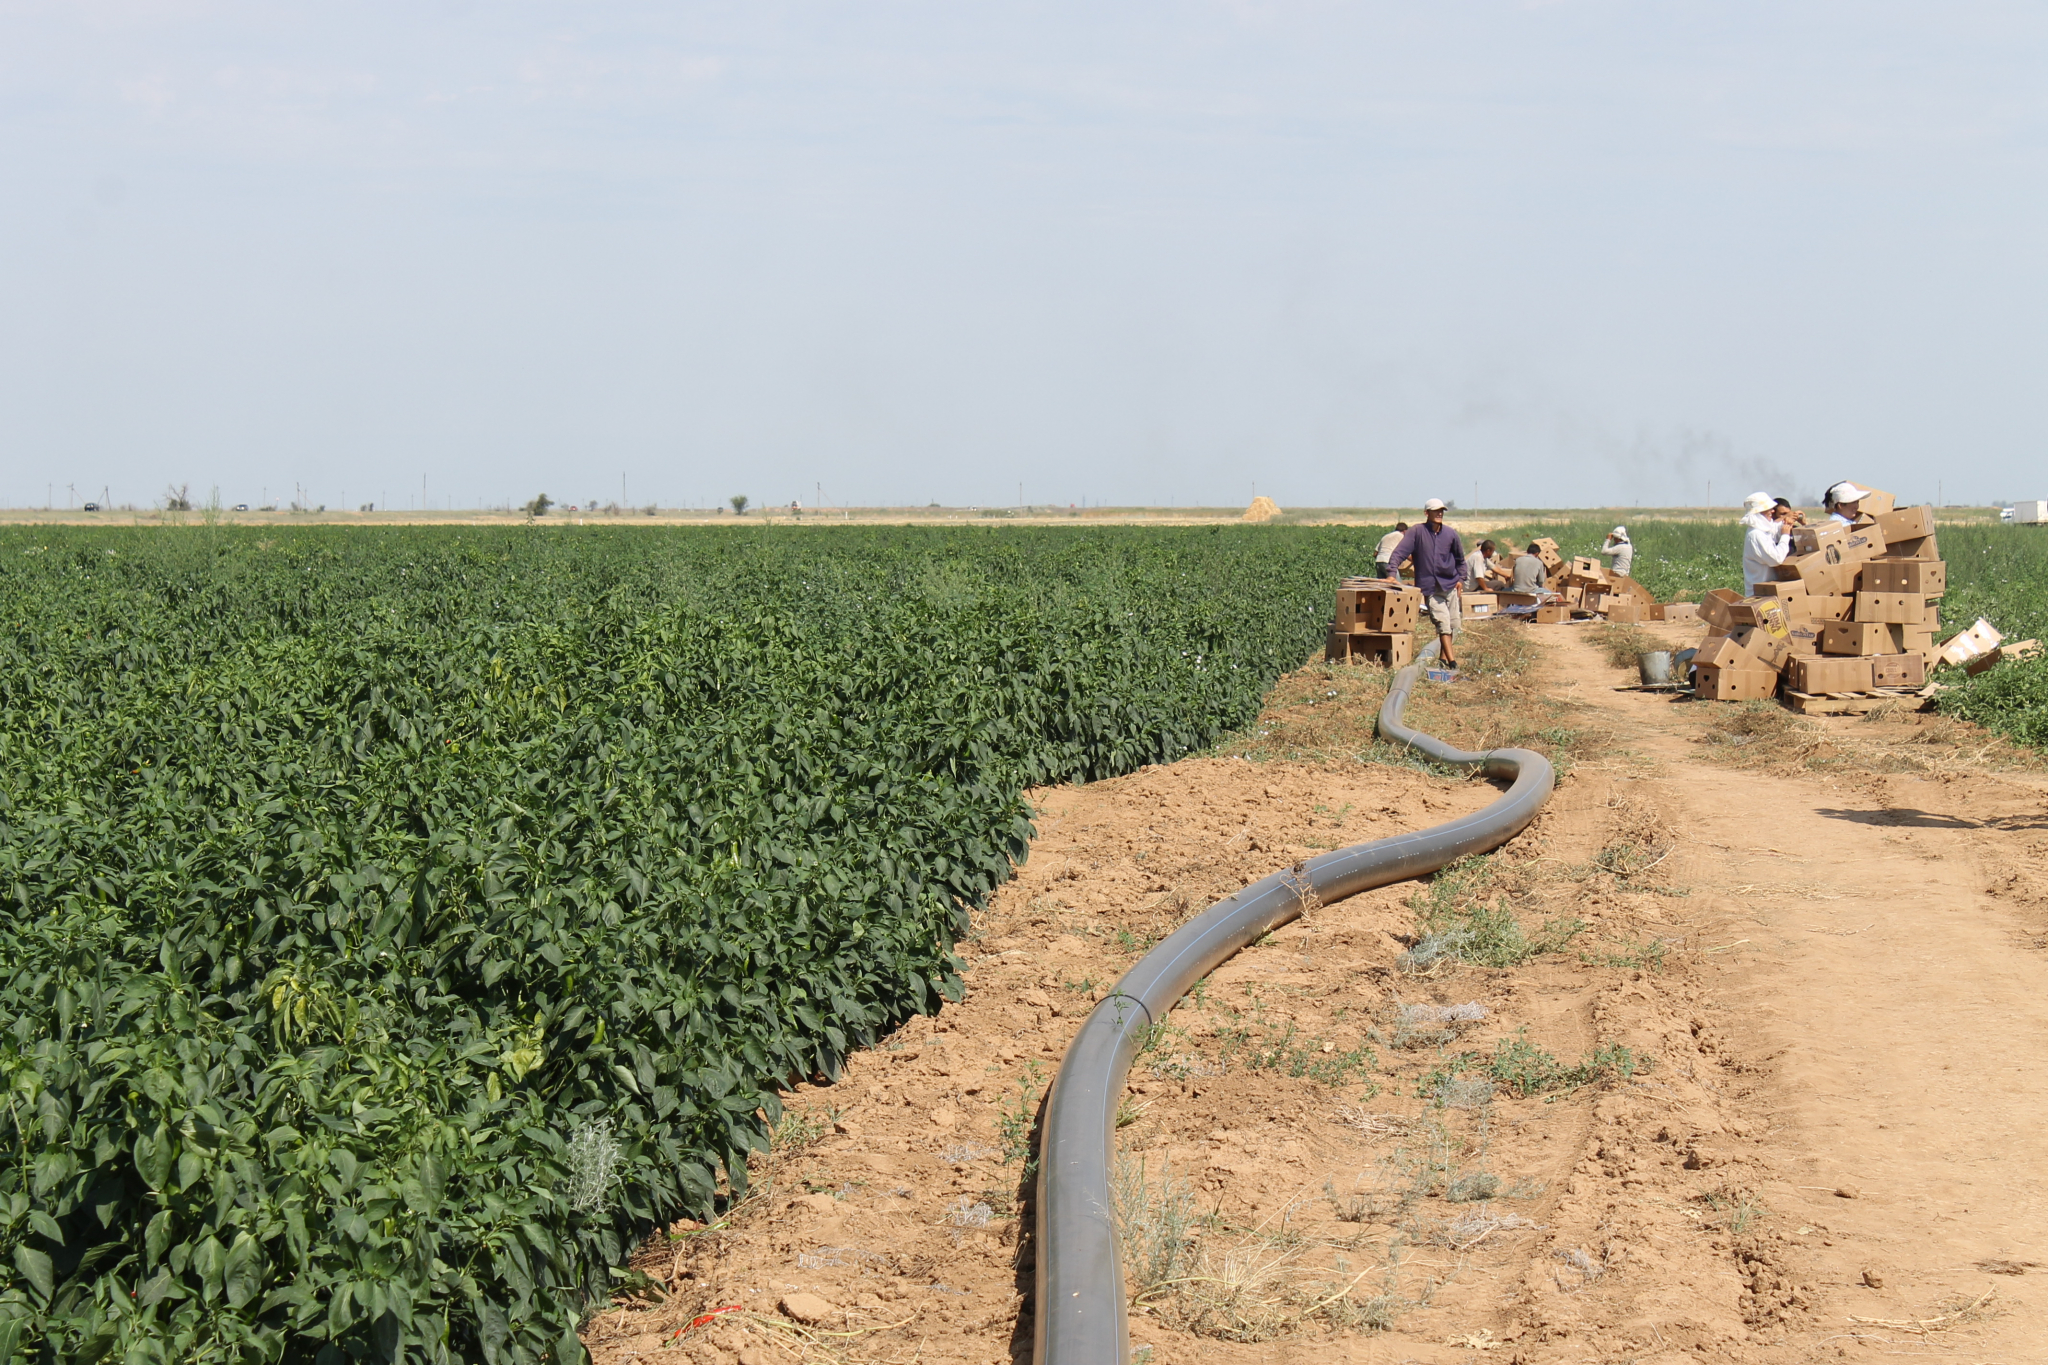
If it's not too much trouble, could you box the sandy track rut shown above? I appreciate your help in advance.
[586,623,2048,1365]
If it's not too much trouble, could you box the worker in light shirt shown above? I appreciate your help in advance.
[1599,526,1633,578]
[1742,500,1795,595]
[1374,522,1409,580]
[1823,481,1872,525]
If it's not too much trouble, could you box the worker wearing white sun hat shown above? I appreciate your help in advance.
[1824,481,1873,524]
[1598,526,1633,578]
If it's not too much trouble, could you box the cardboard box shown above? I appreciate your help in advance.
[1694,664,1779,701]
[1799,594,1854,622]
[1790,521,1887,562]
[1774,552,1860,597]
[1695,635,1751,671]
[1854,591,1925,624]
[1604,600,1643,623]
[1883,533,1940,561]
[1891,625,1933,654]
[1857,489,1898,516]
[1821,620,1893,655]
[1571,556,1605,579]
[1923,599,1941,627]
[1872,654,1926,688]
[1336,586,1423,632]
[1939,618,2003,667]
[1788,655,1875,694]
[1784,620,1823,655]
[1464,592,1498,618]
[1732,622,1790,671]
[1699,588,1750,632]
[1874,505,1935,542]
[1661,602,1699,622]
[1609,574,1658,605]
[1533,604,1569,623]
[1532,538,1564,573]
[1859,559,1947,596]
[1751,580,1808,600]
[1327,630,1415,666]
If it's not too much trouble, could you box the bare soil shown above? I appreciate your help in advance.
[585,622,2048,1365]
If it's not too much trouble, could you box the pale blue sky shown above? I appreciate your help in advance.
[3,2,2044,511]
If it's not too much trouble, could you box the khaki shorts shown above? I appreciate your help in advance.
[1424,589,1462,638]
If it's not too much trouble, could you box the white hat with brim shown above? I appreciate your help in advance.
[1742,491,1772,513]
[1828,482,1873,504]
[1610,526,1628,538]
[1423,498,1447,512]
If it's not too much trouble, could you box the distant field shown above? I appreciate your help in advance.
[0,503,2014,530]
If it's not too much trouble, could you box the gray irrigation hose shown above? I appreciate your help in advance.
[1031,664,1554,1365]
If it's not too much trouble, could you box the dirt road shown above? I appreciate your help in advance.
[586,623,2048,1365]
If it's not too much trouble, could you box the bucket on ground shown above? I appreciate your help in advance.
[1638,650,1673,686]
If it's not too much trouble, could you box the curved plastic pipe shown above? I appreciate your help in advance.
[1031,664,1554,1365]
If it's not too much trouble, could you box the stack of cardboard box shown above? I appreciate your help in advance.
[1326,577,1422,666]
[1694,491,1945,700]
[1488,537,1693,625]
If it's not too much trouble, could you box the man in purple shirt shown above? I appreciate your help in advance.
[1386,498,1467,668]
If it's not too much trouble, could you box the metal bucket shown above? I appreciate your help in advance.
[1638,650,1674,686]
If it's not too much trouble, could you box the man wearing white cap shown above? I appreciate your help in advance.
[1599,526,1633,578]
[1386,499,1467,668]
[1824,482,1872,524]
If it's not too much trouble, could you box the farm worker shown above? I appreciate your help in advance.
[1374,522,1409,580]
[1386,499,1467,668]
[1823,481,1873,524]
[1464,540,1509,590]
[1510,542,1549,593]
[1599,526,1634,578]
[1742,500,1795,595]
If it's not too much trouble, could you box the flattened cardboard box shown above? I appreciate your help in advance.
[1788,655,1874,694]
